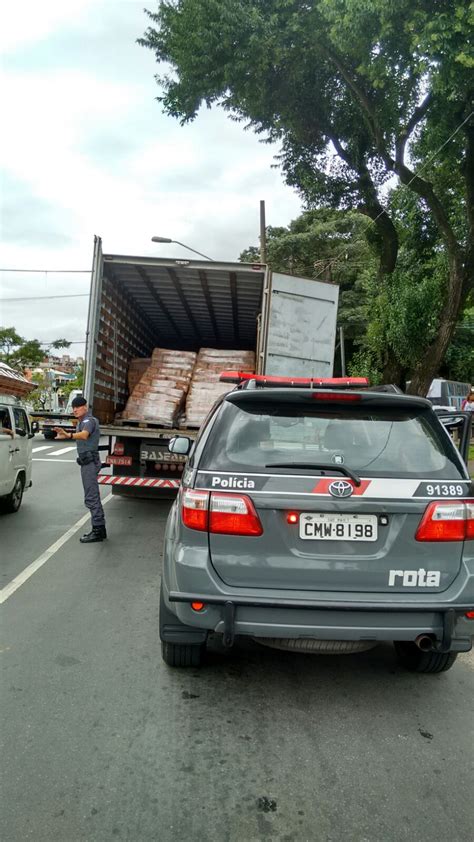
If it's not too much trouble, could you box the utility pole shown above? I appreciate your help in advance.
[340,326,346,376]
[259,200,267,264]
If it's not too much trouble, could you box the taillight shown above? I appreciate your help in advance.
[181,488,209,531]
[181,490,263,536]
[209,493,263,536]
[416,501,474,542]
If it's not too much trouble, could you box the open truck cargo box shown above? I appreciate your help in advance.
[84,237,339,425]
[84,236,339,497]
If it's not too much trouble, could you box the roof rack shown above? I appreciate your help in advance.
[219,371,370,389]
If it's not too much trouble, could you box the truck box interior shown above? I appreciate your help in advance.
[86,244,266,423]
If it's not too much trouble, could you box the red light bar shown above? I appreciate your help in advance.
[219,371,369,388]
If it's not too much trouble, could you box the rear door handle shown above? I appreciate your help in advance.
[9,448,20,453]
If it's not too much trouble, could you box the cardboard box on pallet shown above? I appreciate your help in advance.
[121,348,197,427]
[185,348,255,428]
[127,357,151,392]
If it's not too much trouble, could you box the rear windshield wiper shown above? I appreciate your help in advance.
[265,462,361,487]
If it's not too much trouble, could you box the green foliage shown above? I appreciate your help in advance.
[140,0,471,210]
[29,371,51,410]
[0,327,70,372]
[442,304,474,382]
[62,364,84,398]
[240,208,378,367]
[140,1,473,390]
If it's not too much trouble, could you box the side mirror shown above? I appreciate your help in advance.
[15,428,27,437]
[31,421,40,434]
[168,436,192,455]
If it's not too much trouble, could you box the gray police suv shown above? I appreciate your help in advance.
[160,375,474,673]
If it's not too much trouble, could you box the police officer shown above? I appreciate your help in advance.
[54,395,107,543]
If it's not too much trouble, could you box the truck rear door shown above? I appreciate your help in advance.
[259,272,339,378]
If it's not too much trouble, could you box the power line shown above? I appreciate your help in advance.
[0,268,90,273]
[2,294,89,302]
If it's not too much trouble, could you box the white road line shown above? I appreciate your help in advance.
[32,445,54,453]
[0,493,114,605]
[50,446,76,456]
[33,458,76,463]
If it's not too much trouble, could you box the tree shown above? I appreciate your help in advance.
[0,327,71,371]
[62,363,84,398]
[140,0,473,393]
[29,371,51,411]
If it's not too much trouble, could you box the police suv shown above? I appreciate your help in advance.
[160,375,474,673]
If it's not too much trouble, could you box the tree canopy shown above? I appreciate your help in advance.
[140,0,473,392]
[0,327,71,371]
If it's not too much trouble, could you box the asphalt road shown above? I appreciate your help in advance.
[1,439,473,842]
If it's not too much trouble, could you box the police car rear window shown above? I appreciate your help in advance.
[199,402,465,479]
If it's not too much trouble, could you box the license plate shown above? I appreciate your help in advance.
[106,455,132,466]
[299,513,378,542]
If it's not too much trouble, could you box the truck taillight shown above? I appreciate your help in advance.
[181,490,263,536]
[181,489,209,531]
[209,493,263,536]
[415,501,474,542]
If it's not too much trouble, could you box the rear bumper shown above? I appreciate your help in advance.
[167,590,474,652]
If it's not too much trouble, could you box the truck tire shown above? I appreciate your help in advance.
[2,474,25,513]
[161,641,205,668]
[394,642,458,673]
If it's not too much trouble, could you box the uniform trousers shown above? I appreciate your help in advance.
[80,452,105,528]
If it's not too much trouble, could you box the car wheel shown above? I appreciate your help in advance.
[394,642,458,673]
[161,641,205,668]
[2,475,25,513]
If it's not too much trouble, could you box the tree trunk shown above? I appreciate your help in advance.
[406,258,467,396]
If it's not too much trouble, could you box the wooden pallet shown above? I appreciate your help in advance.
[113,418,174,429]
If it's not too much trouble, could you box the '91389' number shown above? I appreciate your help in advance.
[426,484,465,497]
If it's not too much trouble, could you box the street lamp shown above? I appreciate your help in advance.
[151,236,214,261]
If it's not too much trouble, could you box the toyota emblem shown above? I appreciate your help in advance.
[328,480,353,498]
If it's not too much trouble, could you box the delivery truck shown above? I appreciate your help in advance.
[84,236,341,496]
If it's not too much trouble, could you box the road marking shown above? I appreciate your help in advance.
[33,458,76,463]
[50,446,76,456]
[32,445,54,453]
[0,493,113,605]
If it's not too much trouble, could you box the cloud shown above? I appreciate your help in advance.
[0,0,302,356]
[0,0,96,54]
[1,173,75,247]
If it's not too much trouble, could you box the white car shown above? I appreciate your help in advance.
[0,395,37,512]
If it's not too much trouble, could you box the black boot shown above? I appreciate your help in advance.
[80,526,107,544]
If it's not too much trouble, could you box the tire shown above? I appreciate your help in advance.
[161,641,205,668]
[2,474,25,513]
[394,641,458,673]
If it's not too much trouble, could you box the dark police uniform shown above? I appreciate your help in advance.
[76,412,105,531]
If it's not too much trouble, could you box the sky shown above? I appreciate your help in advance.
[0,0,302,358]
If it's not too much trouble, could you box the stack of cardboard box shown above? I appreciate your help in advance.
[127,357,151,393]
[121,348,197,426]
[184,348,255,428]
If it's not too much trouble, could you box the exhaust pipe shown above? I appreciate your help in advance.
[415,634,434,652]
